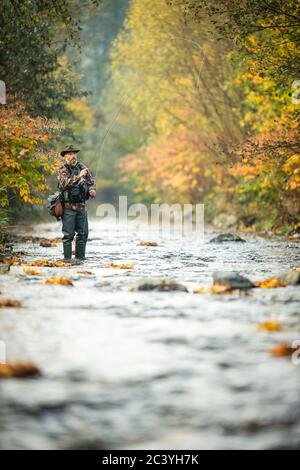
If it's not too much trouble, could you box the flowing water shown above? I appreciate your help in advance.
[0,218,299,449]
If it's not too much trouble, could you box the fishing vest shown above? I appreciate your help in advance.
[62,163,89,203]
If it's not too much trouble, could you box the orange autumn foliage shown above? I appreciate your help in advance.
[194,284,234,295]
[257,321,283,332]
[25,259,71,267]
[0,102,56,207]
[1,257,22,265]
[120,129,224,204]
[0,298,22,308]
[22,268,42,276]
[271,343,297,357]
[255,279,286,288]
[0,362,41,378]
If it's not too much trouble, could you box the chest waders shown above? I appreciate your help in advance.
[61,164,89,261]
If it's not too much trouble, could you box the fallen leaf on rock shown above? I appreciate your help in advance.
[18,236,34,243]
[20,236,41,244]
[0,362,41,378]
[139,241,159,246]
[105,262,134,269]
[271,343,297,357]
[44,277,73,286]
[75,270,95,276]
[23,268,42,276]
[194,284,233,294]
[193,287,209,294]
[255,279,286,288]
[258,321,283,332]
[40,240,55,247]
[0,298,22,308]
[25,259,71,267]
[211,284,234,294]
[48,260,73,267]
[1,257,22,265]
[19,236,61,245]
[50,237,61,244]
[41,237,61,246]
[25,258,51,267]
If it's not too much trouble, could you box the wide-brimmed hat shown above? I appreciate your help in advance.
[60,144,80,156]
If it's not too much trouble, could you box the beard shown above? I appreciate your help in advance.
[68,157,77,166]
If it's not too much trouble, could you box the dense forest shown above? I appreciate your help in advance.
[1,0,299,243]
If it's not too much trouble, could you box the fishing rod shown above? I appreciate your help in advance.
[80,93,129,261]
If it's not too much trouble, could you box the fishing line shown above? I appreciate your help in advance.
[94,93,129,180]
[68,35,204,261]
[80,93,129,260]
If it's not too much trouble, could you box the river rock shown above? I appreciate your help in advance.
[129,278,188,292]
[212,271,255,289]
[0,265,10,274]
[288,227,300,240]
[209,232,246,243]
[94,280,111,288]
[275,270,300,286]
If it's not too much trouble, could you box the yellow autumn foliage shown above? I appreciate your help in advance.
[44,277,73,286]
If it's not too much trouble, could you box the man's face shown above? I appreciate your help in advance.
[64,152,77,166]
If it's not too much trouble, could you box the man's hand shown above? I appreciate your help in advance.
[79,169,88,178]
[89,189,96,199]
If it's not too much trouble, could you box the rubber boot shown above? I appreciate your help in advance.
[63,243,72,261]
[75,240,85,261]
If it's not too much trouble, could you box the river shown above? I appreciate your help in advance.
[0,218,299,449]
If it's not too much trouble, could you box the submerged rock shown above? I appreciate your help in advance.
[94,280,111,288]
[212,271,255,290]
[275,270,300,286]
[129,278,188,292]
[209,232,246,243]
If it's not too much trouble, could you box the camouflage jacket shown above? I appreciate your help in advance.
[57,162,96,208]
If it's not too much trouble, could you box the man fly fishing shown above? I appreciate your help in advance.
[57,144,96,261]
